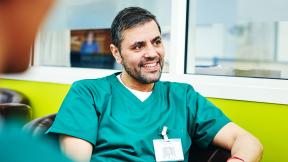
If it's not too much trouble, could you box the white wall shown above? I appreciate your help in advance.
[42,0,171,30]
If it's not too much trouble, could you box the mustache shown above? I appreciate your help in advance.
[143,55,161,62]
[139,57,162,66]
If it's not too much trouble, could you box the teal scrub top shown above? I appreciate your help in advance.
[0,126,73,162]
[47,72,230,162]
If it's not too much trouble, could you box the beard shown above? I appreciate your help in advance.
[122,57,164,84]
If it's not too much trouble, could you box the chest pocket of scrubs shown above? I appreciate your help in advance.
[167,128,192,155]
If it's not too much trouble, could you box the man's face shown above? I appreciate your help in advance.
[117,20,165,84]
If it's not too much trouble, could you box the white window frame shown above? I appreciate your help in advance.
[1,0,288,105]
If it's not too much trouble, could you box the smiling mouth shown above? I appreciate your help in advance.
[141,62,160,72]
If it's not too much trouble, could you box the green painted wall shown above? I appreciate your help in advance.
[210,98,288,162]
[0,79,71,118]
[1,78,287,162]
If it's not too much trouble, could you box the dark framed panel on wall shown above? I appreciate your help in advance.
[70,29,115,69]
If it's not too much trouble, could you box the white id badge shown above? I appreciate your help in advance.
[153,139,184,162]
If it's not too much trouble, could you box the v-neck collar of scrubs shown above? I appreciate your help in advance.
[110,72,159,108]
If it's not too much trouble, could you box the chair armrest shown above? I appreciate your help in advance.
[0,103,32,125]
[23,113,56,136]
[189,145,231,162]
[0,88,30,105]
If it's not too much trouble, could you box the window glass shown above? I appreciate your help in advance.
[187,0,288,79]
[34,0,171,72]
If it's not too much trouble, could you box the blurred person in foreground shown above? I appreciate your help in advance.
[48,7,263,162]
[0,0,73,161]
[0,0,51,73]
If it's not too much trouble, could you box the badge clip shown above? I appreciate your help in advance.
[161,126,169,141]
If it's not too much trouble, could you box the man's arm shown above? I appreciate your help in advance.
[60,135,93,162]
[212,122,263,162]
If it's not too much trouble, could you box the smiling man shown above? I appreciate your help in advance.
[111,18,164,91]
[47,7,263,162]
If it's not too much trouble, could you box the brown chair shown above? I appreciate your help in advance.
[24,113,231,162]
[0,88,30,105]
[23,113,56,136]
[0,88,32,126]
[189,144,230,162]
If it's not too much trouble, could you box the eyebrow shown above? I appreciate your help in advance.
[151,36,162,43]
[129,41,145,49]
[129,35,162,48]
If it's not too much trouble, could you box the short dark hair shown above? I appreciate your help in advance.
[111,7,161,50]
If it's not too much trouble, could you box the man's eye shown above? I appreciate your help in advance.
[134,43,144,50]
[154,39,162,46]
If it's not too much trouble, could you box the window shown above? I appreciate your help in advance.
[34,0,172,72]
[187,0,288,79]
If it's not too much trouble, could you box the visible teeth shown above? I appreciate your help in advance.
[144,63,157,68]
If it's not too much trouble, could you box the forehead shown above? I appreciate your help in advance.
[121,20,161,45]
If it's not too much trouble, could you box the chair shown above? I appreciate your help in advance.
[0,88,30,104]
[0,88,32,126]
[189,145,230,162]
[23,113,56,136]
[24,113,231,162]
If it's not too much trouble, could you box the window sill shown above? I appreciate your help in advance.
[1,66,287,105]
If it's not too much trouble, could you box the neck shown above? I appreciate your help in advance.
[120,72,154,92]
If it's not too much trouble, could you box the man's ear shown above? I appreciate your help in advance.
[110,44,122,64]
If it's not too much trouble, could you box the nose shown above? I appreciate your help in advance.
[144,43,158,58]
